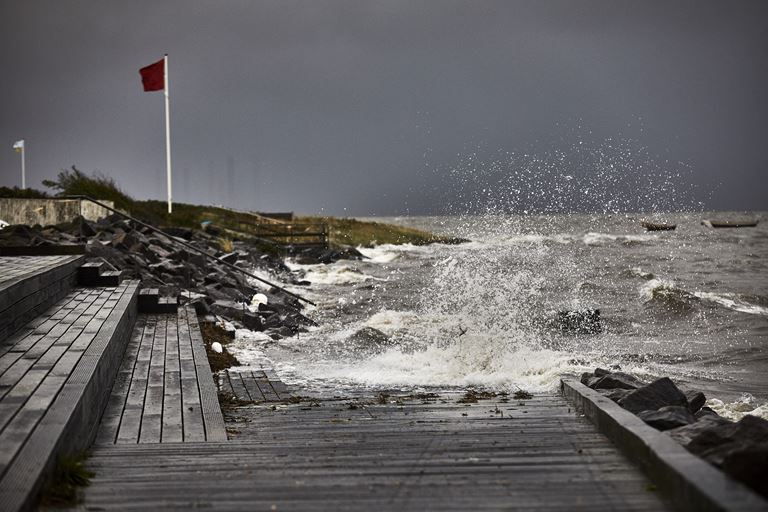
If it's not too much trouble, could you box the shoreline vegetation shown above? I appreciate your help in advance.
[0,167,465,247]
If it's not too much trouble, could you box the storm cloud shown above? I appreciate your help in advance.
[1,1,766,215]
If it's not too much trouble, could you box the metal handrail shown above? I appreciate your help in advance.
[64,195,315,306]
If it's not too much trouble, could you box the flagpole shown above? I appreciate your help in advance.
[21,144,26,189]
[164,54,172,214]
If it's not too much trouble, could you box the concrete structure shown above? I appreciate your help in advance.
[0,198,115,226]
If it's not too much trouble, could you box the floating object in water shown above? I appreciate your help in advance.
[702,219,759,228]
[640,221,677,231]
[556,309,602,335]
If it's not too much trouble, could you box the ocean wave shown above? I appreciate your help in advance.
[693,291,768,317]
[286,260,379,285]
[707,393,768,421]
[583,232,654,246]
[640,278,699,312]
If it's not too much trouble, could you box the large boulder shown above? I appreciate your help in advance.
[618,377,688,414]
[722,443,768,499]
[637,406,697,431]
[590,372,645,391]
[684,390,707,414]
[686,415,768,467]
[667,415,733,447]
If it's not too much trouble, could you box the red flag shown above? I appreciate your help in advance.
[139,58,164,91]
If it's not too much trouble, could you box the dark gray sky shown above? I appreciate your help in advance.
[1,1,766,215]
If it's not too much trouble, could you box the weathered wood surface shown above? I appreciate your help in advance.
[0,255,84,339]
[95,306,226,444]
[0,279,139,512]
[73,392,670,511]
[218,369,296,403]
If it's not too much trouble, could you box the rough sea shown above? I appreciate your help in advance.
[229,211,768,422]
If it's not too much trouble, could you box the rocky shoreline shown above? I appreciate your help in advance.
[580,368,768,498]
[0,214,363,340]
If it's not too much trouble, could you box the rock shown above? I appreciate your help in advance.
[667,415,733,447]
[219,251,239,264]
[590,372,645,391]
[618,377,688,414]
[210,300,247,320]
[147,243,172,260]
[638,406,697,431]
[599,388,632,403]
[594,368,611,377]
[580,372,593,385]
[556,309,602,334]
[721,443,768,499]
[695,406,720,419]
[685,390,706,414]
[687,415,768,467]
[211,342,223,353]
[242,311,264,331]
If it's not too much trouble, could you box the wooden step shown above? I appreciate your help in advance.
[0,255,85,341]
[0,280,140,512]
[137,288,178,314]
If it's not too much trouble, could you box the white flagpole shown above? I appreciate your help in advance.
[21,144,26,189]
[164,54,173,214]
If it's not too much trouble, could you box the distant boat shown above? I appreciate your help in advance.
[640,221,676,231]
[703,219,759,228]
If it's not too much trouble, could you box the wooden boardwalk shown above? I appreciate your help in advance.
[96,306,226,444]
[71,392,671,511]
[218,368,296,403]
[0,279,138,511]
[0,255,84,340]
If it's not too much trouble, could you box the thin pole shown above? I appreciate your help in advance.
[164,54,172,214]
[20,145,26,189]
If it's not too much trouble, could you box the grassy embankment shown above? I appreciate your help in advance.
[2,167,457,248]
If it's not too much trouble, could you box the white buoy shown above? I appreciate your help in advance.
[251,293,269,307]
[211,342,223,354]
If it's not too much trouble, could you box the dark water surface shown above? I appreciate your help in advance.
[234,212,767,421]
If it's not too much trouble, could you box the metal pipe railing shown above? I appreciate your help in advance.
[64,195,315,306]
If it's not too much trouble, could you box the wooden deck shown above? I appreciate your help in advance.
[0,279,139,511]
[71,392,671,511]
[0,255,84,340]
[218,368,296,403]
[95,306,226,444]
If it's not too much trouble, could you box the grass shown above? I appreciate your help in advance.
[39,453,94,507]
[2,167,462,248]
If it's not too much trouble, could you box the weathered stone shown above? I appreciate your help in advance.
[600,388,632,403]
[667,415,733,447]
[242,311,264,331]
[637,406,697,431]
[684,390,706,414]
[687,415,768,467]
[618,377,688,414]
[590,372,645,391]
[147,243,172,260]
[722,443,768,499]
[594,368,610,377]
[695,406,720,419]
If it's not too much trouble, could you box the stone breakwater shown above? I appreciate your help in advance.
[580,368,768,499]
[0,214,360,339]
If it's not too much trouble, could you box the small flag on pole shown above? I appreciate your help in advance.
[13,140,24,152]
[139,59,165,91]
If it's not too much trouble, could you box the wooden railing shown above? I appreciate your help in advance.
[229,218,329,248]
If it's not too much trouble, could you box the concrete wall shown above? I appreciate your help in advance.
[0,198,115,226]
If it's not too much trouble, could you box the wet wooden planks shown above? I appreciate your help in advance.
[0,255,84,340]
[218,368,295,403]
[0,280,139,512]
[96,305,226,444]
[72,393,671,511]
